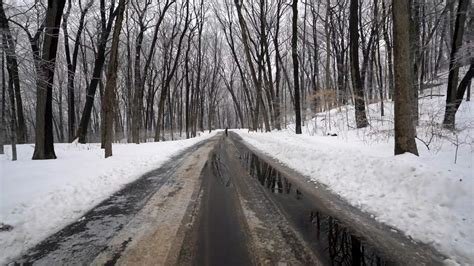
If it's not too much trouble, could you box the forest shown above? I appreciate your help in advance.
[1,0,473,265]
[0,0,472,159]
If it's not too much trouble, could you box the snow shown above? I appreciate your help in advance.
[234,92,474,265]
[0,131,216,264]
[1,85,472,265]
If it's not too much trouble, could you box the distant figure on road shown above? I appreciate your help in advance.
[225,127,228,137]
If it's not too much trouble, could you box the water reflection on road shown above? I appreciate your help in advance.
[243,152,390,266]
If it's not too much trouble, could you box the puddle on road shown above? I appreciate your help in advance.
[241,152,392,266]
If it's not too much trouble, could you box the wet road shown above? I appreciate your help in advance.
[183,149,252,265]
[12,133,445,265]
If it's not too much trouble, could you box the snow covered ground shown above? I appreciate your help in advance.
[0,131,216,264]
[235,91,473,265]
[1,85,472,264]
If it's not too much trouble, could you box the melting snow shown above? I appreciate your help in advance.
[235,93,473,265]
[0,132,216,263]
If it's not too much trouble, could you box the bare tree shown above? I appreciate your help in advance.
[76,0,117,143]
[131,0,175,144]
[32,0,67,160]
[443,0,471,129]
[292,0,302,134]
[5,49,17,160]
[233,0,265,131]
[0,0,27,143]
[154,0,191,141]
[103,0,127,158]
[62,0,93,142]
[1,0,468,160]
[349,0,368,128]
[0,51,5,154]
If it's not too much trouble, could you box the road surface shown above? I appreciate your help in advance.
[13,132,445,265]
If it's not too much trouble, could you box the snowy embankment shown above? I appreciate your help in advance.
[0,132,216,264]
[235,95,473,265]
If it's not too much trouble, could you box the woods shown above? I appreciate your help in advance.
[1,2,473,265]
[0,0,472,158]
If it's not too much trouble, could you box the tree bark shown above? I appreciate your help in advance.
[131,17,146,144]
[410,0,422,124]
[451,59,474,113]
[382,0,394,99]
[0,52,5,154]
[7,60,17,160]
[184,31,193,138]
[273,0,284,130]
[292,0,302,134]
[103,0,127,158]
[393,0,419,156]
[32,0,67,160]
[349,0,369,128]
[443,0,470,129]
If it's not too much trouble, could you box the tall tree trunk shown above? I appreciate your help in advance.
[349,0,369,128]
[450,59,474,114]
[103,0,126,158]
[382,0,394,99]
[258,0,271,132]
[58,84,65,142]
[324,0,331,111]
[273,0,284,130]
[292,0,302,134]
[393,0,419,156]
[7,61,17,160]
[234,0,263,131]
[0,52,5,154]
[131,24,145,144]
[184,33,192,139]
[410,0,422,124]
[76,0,116,143]
[374,0,385,116]
[32,0,67,160]
[125,11,133,142]
[0,1,27,143]
[310,2,320,112]
[62,0,92,142]
[443,0,470,129]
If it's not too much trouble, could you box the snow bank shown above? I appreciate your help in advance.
[0,131,216,264]
[235,95,474,265]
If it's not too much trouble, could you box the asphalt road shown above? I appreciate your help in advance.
[12,133,445,265]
